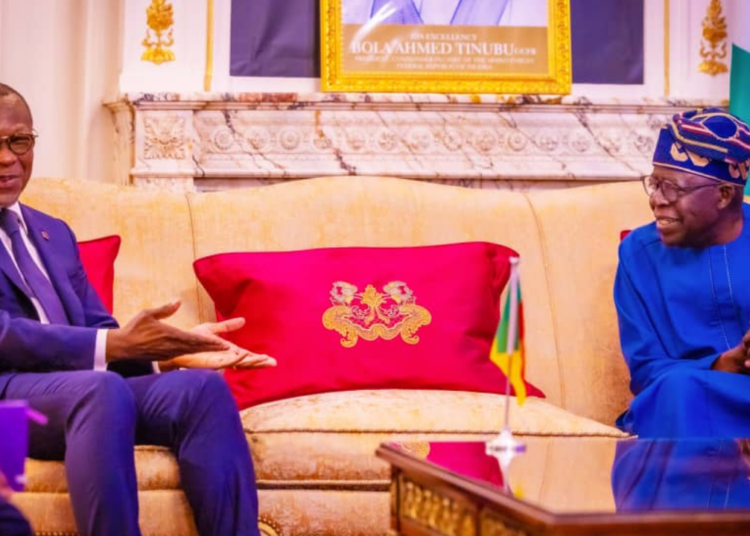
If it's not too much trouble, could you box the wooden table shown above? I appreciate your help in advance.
[376,437,750,536]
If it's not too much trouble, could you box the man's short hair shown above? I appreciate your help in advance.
[0,83,32,123]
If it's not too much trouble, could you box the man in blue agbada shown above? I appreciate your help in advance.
[615,108,750,438]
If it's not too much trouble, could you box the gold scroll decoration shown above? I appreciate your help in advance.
[142,0,175,65]
[698,0,728,76]
[399,475,476,536]
[258,517,282,536]
[479,511,530,536]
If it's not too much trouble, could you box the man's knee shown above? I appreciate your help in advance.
[171,370,234,411]
[652,367,706,394]
[178,369,228,392]
[72,371,136,423]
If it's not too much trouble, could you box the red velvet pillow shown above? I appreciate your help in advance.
[78,235,121,313]
[194,243,545,409]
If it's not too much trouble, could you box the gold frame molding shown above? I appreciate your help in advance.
[204,0,215,91]
[321,0,571,94]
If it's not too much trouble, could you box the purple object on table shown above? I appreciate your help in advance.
[0,400,47,492]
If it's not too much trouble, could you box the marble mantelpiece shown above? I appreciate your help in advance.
[105,92,722,191]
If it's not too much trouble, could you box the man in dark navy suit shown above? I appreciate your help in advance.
[0,83,276,536]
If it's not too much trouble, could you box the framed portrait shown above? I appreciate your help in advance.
[321,0,572,94]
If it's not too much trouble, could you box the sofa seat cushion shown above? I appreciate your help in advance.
[14,489,198,536]
[24,446,180,493]
[242,389,628,488]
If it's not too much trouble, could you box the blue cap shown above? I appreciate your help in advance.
[652,108,750,186]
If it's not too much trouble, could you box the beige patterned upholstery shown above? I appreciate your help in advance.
[245,389,625,488]
[10,176,649,536]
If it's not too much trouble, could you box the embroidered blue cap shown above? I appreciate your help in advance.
[652,108,750,186]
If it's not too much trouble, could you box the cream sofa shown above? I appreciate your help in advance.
[11,176,654,536]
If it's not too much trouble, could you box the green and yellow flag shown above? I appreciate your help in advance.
[489,259,527,405]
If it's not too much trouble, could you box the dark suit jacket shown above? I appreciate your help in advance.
[0,204,151,397]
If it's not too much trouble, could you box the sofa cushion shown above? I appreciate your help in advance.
[242,389,628,487]
[78,235,120,313]
[22,178,199,330]
[195,243,544,409]
[24,446,181,493]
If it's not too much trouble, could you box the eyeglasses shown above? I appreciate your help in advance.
[0,132,37,156]
[641,175,719,203]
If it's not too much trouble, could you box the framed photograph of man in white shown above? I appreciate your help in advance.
[321,0,572,94]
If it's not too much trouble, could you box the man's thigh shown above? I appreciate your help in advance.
[2,370,135,460]
[125,370,234,447]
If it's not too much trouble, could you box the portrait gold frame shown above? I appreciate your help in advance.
[321,0,571,94]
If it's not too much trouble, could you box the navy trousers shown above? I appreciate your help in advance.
[0,497,32,536]
[2,369,260,536]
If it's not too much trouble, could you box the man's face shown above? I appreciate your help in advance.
[0,95,33,208]
[647,167,724,248]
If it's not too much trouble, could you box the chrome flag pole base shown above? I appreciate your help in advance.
[485,427,526,466]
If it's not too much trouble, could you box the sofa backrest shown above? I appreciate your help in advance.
[20,176,655,426]
[186,176,562,405]
[21,178,200,329]
[526,182,653,425]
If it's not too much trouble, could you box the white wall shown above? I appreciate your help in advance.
[0,0,122,183]
[0,0,742,185]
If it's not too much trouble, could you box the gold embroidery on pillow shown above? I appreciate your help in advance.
[322,281,431,347]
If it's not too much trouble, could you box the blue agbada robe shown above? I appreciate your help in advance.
[615,203,750,437]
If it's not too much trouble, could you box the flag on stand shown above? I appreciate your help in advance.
[489,258,527,405]
[730,2,750,194]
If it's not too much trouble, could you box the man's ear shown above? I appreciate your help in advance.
[717,184,738,209]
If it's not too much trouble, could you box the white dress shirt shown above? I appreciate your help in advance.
[0,203,108,371]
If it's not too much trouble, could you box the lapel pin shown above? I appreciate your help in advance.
[41,231,49,241]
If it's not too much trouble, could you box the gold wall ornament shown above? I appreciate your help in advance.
[698,0,728,76]
[322,281,431,347]
[142,0,176,65]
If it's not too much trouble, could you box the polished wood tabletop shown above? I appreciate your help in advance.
[376,436,750,536]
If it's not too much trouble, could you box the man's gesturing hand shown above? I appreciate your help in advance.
[168,318,277,370]
[712,325,750,374]
[106,301,229,363]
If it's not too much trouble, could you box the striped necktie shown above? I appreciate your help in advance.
[0,210,68,324]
